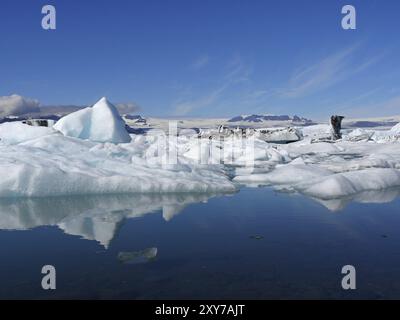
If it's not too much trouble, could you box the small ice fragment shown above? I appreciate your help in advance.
[117,247,158,264]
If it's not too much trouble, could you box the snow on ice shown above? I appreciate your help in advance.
[53,97,131,143]
[1,99,400,208]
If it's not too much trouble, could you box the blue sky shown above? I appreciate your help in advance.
[1,0,399,120]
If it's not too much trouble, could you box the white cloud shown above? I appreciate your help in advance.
[0,94,40,118]
[343,94,400,118]
[192,55,209,70]
[115,102,140,115]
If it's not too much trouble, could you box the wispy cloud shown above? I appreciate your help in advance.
[378,95,400,113]
[174,55,251,116]
[191,54,209,70]
[174,84,227,116]
[343,94,400,118]
[280,44,381,98]
[173,45,385,117]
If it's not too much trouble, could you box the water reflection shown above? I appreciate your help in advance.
[0,193,225,248]
[1,187,400,248]
[240,184,400,212]
[311,187,400,211]
[1,187,400,299]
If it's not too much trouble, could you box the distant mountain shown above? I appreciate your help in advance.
[227,114,313,124]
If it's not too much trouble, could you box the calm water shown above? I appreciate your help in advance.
[1,187,400,299]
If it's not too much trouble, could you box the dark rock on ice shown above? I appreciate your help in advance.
[330,115,344,140]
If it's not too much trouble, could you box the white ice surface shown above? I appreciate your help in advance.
[234,124,400,200]
[255,127,302,143]
[391,122,400,134]
[0,122,55,144]
[301,124,332,139]
[296,168,400,199]
[1,115,400,202]
[53,97,131,143]
[0,127,236,197]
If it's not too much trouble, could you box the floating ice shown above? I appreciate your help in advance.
[301,124,332,139]
[1,109,400,203]
[117,248,158,264]
[0,122,54,145]
[345,128,374,142]
[0,131,236,197]
[234,164,333,185]
[390,122,400,134]
[296,168,400,199]
[256,127,303,143]
[53,97,131,143]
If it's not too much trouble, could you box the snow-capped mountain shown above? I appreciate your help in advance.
[227,114,313,124]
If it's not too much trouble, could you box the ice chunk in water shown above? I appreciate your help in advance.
[54,97,131,143]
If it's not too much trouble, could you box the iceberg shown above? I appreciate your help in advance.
[296,168,400,199]
[345,128,374,142]
[1,104,400,205]
[0,131,236,197]
[390,122,400,134]
[256,127,303,143]
[301,124,332,139]
[234,164,333,185]
[53,97,131,143]
[0,122,54,145]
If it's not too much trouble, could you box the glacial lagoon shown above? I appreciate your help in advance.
[1,187,400,299]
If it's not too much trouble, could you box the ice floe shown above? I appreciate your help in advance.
[1,102,400,206]
[390,122,400,134]
[0,135,236,197]
[0,122,55,144]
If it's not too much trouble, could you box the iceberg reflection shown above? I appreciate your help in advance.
[0,193,225,248]
[311,187,400,211]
